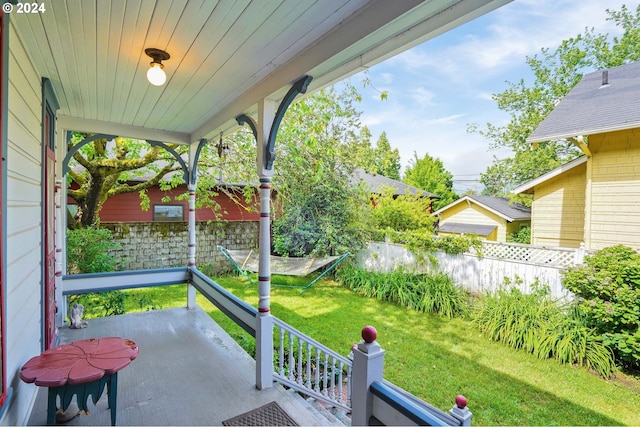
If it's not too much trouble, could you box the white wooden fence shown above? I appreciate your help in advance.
[357,240,590,299]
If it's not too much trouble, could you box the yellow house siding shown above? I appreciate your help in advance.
[439,200,506,241]
[588,129,640,251]
[505,220,531,238]
[531,162,586,248]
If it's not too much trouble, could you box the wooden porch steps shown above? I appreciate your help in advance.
[287,390,351,426]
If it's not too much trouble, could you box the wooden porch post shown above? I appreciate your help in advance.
[238,77,311,390]
[186,143,199,309]
[255,98,276,389]
[351,326,385,425]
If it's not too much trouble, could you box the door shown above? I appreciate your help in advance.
[43,114,55,349]
[42,79,58,350]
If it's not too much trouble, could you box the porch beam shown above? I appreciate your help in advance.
[58,115,190,145]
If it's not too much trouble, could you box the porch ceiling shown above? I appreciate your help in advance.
[14,0,509,145]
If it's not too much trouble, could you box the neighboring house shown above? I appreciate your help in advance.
[512,157,586,248]
[353,168,439,199]
[513,61,640,251]
[0,1,509,424]
[68,181,260,223]
[433,195,531,242]
[86,169,432,223]
[353,168,440,213]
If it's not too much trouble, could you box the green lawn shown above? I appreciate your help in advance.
[122,274,640,426]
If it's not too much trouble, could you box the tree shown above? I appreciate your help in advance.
[372,132,401,179]
[344,125,377,172]
[67,134,183,228]
[342,127,401,180]
[403,152,458,210]
[472,4,640,196]
[480,143,566,205]
[271,85,372,257]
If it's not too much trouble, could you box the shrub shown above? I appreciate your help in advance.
[508,226,531,244]
[370,189,435,232]
[67,227,123,274]
[472,283,615,377]
[535,308,615,378]
[67,227,155,318]
[337,264,467,318]
[378,228,482,256]
[416,273,468,318]
[563,245,640,370]
[473,285,560,353]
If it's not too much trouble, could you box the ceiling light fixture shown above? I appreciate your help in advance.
[145,48,170,86]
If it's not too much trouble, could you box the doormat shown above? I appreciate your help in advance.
[222,401,299,426]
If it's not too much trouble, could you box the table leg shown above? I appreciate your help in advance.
[46,388,57,425]
[107,373,118,426]
[45,376,116,425]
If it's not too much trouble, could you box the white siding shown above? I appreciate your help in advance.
[3,20,43,426]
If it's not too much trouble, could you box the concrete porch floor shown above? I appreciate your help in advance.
[26,307,323,426]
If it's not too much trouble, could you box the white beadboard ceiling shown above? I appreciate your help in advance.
[14,0,510,145]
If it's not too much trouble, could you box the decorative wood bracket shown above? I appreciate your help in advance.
[190,138,208,185]
[62,133,189,184]
[62,132,117,176]
[236,114,258,141]
[265,75,313,170]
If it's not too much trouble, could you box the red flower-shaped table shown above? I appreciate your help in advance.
[20,337,139,425]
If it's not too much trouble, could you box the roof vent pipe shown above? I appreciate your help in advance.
[601,70,609,87]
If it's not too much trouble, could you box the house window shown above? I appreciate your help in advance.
[153,204,184,222]
[67,203,78,218]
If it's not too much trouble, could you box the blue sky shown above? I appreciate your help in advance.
[352,0,635,193]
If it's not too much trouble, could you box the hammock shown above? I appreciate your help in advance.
[217,246,349,292]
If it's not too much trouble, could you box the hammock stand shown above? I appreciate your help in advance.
[217,245,350,292]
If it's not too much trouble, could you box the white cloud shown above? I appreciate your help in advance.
[355,0,638,192]
[388,0,631,85]
[410,87,436,107]
[379,72,394,84]
[425,114,465,126]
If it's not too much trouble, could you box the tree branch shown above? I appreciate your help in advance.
[105,165,182,197]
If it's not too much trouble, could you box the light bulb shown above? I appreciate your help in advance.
[147,63,166,86]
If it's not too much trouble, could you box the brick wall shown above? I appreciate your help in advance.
[102,221,259,271]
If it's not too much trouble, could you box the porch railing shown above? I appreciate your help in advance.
[370,380,462,426]
[272,317,352,412]
[63,267,469,424]
[190,267,258,336]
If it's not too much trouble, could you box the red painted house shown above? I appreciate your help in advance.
[68,182,260,223]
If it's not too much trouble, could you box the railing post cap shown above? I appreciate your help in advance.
[455,395,467,409]
[450,395,472,426]
[362,325,377,343]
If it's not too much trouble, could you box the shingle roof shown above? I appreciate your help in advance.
[528,61,640,143]
[470,195,531,220]
[433,195,531,222]
[352,168,440,199]
[438,222,496,236]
